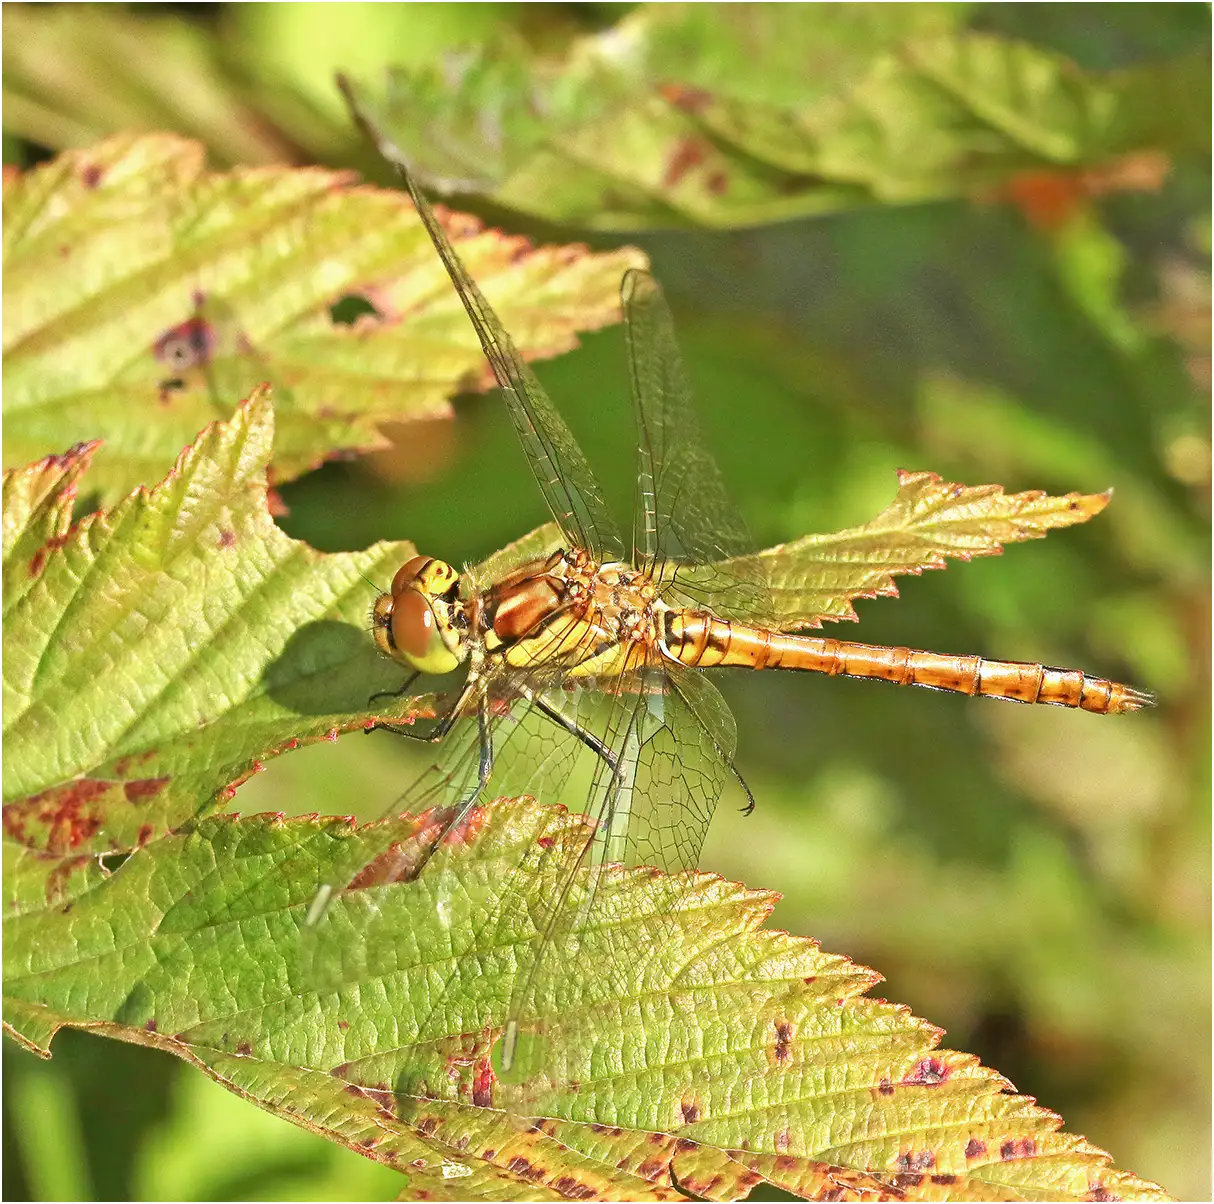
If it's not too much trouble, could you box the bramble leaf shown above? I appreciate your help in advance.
[718,469,1115,630]
[345,10,1207,229]
[2,134,645,504]
[2,797,1168,1202]
[0,391,425,913]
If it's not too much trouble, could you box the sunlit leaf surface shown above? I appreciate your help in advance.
[724,469,1115,630]
[3,798,1168,1201]
[2,134,645,503]
[1,393,422,912]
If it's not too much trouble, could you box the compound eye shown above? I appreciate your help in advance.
[390,590,460,675]
[391,555,431,598]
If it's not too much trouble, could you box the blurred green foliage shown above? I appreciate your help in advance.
[3,2,1208,1201]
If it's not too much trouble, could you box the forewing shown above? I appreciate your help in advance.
[339,76,624,564]
[622,269,771,621]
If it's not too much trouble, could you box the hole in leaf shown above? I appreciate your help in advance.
[330,293,381,326]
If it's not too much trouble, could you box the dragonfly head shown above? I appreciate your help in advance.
[373,555,467,675]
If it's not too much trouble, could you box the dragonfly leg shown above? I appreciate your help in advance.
[530,693,620,774]
[731,761,757,816]
[475,697,494,796]
[366,669,421,707]
[369,677,479,743]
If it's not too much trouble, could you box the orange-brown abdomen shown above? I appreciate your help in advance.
[663,613,1153,715]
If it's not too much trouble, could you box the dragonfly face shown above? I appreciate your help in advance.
[372,554,467,675]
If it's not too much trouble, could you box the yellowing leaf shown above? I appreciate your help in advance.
[724,469,1112,630]
[2,134,645,503]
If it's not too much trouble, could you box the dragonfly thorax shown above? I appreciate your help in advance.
[373,555,468,675]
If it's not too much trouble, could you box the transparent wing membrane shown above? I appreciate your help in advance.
[622,269,772,622]
[338,75,623,566]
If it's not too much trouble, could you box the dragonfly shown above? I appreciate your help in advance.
[330,83,1153,1086]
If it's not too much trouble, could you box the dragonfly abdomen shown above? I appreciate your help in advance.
[664,613,1151,714]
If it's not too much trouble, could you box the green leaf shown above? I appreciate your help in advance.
[0,390,423,909]
[2,134,645,504]
[704,469,1114,630]
[3,797,1168,1202]
[346,10,1207,229]
[2,3,349,167]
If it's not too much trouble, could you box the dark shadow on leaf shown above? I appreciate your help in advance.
[261,620,414,717]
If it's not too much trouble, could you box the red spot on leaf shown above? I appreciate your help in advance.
[552,1177,596,1200]
[680,1096,700,1125]
[965,1138,986,1159]
[144,1019,158,1033]
[1087,1186,1119,1202]
[235,1042,253,1057]
[903,1056,949,1085]
[153,314,215,372]
[218,529,236,549]
[897,1150,936,1172]
[772,1019,793,1065]
[5,781,111,854]
[877,1078,895,1096]
[1000,1138,1036,1160]
[337,1019,350,1032]
[136,824,155,847]
[417,1116,439,1136]
[663,138,707,189]
[932,1174,958,1186]
[27,533,71,581]
[659,83,713,114]
[635,1156,669,1180]
[774,1126,791,1152]
[331,1062,351,1079]
[706,170,729,197]
[124,777,169,803]
[537,835,554,848]
[80,163,103,188]
[471,1056,496,1108]
[507,1157,542,1181]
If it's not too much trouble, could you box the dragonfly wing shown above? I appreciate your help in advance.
[500,661,738,1095]
[621,269,772,621]
[340,76,624,565]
